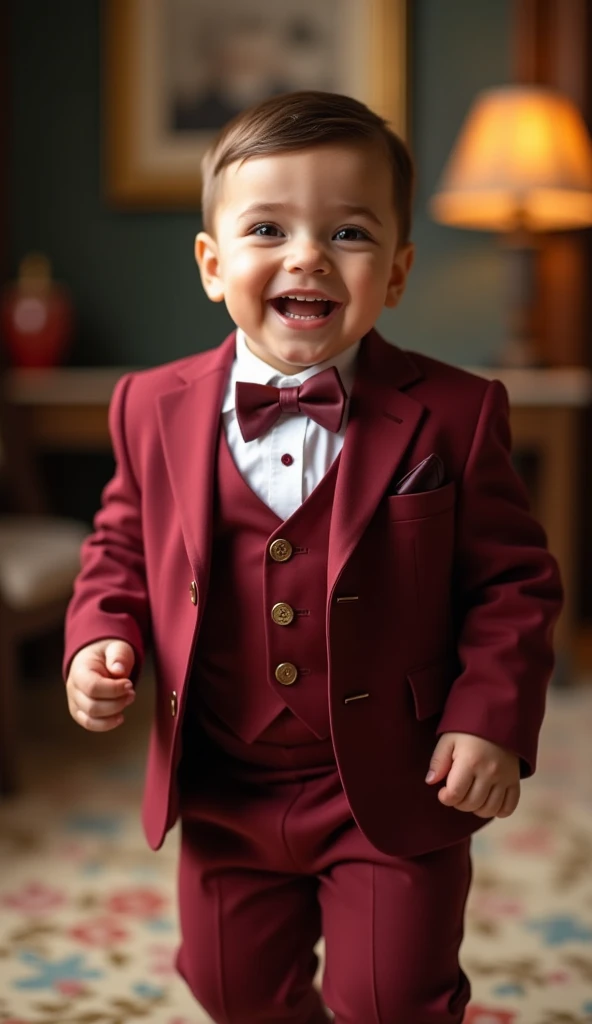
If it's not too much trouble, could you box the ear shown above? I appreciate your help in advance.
[195,231,225,302]
[385,243,415,309]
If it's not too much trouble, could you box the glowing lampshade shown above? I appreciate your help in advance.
[431,86,592,232]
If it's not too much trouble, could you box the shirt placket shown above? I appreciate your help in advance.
[268,379,307,519]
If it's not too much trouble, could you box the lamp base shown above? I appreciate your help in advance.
[498,232,544,368]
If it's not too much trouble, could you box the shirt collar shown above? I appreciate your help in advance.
[222,328,360,413]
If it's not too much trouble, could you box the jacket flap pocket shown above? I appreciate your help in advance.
[406,658,458,721]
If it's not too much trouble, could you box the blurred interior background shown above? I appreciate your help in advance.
[1,2,592,1021]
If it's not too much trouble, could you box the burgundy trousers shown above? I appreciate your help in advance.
[176,744,471,1024]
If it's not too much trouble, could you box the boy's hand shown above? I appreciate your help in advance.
[66,639,136,732]
[425,732,521,818]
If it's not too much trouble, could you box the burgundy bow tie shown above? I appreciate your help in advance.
[235,366,347,442]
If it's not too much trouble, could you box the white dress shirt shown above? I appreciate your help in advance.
[222,330,360,520]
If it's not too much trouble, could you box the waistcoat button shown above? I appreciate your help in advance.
[275,662,298,686]
[189,580,198,605]
[271,602,295,626]
[269,538,293,562]
[170,691,178,717]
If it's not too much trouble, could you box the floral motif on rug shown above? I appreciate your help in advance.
[1,689,591,1023]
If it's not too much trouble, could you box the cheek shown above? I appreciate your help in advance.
[224,248,273,288]
[221,251,271,323]
[345,255,389,298]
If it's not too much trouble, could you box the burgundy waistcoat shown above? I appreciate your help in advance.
[183,428,340,762]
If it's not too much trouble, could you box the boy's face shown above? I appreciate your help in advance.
[195,143,414,374]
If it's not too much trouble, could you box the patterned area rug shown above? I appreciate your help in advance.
[1,675,591,1024]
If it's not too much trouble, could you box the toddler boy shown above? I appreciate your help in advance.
[65,91,562,1023]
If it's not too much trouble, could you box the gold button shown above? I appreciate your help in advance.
[275,662,298,686]
[170,690,178,717]
[271,602,294,626]
[269,538,293,563]
[189,581,197,605]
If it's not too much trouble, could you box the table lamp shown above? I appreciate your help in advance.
[430,85,592,366]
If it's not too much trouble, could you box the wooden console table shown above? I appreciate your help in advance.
[4,367,132,450]
[6,363,592,681]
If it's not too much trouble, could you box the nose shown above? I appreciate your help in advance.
[283,236,331,275]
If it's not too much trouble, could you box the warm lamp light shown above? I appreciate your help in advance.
[430,86,592,365]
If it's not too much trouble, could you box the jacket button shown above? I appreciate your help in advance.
[170,691,178,717]
[269,538,293,562]
[271,602,294,626]
[275,662,298,686]
[189,581,198,605]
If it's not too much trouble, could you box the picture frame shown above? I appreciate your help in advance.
[104,0,409,208]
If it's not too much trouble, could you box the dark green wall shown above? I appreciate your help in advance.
[10,0,511,369]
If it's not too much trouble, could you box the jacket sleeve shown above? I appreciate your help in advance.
[436,379,563,775]
[63,373,150,680]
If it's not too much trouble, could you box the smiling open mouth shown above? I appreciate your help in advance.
[270,295,339,321]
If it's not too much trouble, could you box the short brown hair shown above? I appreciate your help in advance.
[200,90,414,245]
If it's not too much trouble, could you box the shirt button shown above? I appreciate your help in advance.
[275,662,298,686]
[281,453,294,466]
[269,538,293,562]
[271,602,295,626]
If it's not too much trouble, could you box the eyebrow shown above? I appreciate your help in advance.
[338,204,384,227]
[237,202,384,227]
[237,203,288,222]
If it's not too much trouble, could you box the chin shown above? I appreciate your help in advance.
[278,346,331,369]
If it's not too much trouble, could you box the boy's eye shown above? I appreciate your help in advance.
[333,226,370,242]
[251,223,283,237]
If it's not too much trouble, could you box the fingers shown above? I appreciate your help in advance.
[437,759,474,807]
[66,639,137,732]
[496,783,521,818]
[467,782,520,818]
[439,778,521,818]
[432,734,521,816]
[72,663,134,701]
[471,783,507,818]
[68,686,135,731]
[68,674,135,732]
[104,639,135,677]
[68,678,135,732]
[442,776,493,814]
[425,733,455,784]
[75,686,135,721]
[72,706,129,732]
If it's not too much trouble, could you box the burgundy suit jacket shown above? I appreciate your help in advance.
[64,329,562,856]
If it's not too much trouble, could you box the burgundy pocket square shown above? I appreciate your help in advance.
[392,454,445,495]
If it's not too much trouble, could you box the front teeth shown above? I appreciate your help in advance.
[284,311,325,320]
[277,294,331,319]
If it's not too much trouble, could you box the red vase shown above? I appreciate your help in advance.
[0,253,74,368]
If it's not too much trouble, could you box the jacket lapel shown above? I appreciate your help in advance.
[328,330,425,596]
[157,332,236,593]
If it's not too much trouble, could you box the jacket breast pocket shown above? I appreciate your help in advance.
[386,481,456,659]
[387,481,455,522]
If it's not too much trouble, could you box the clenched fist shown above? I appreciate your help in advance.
[66,638,136,732]
[425,732,521,819]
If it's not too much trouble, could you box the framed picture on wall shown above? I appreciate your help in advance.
[104,0,409,208]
